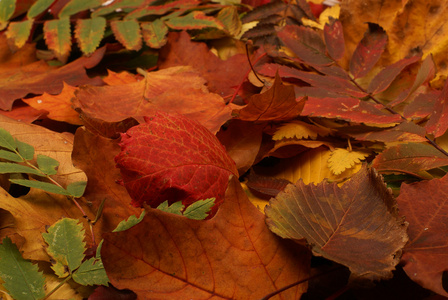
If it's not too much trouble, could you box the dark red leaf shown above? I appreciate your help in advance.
[278,25,333,66]
[397,174,448,297]
[367,55,421,95]
[349,23,387,79]
[246,171,292,197]
[324,17,345,61]
[425,78,448,137]
[343,122,427,143]
[371,143,448,176]
[115,111,238,217]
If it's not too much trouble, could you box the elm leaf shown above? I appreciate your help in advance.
[0,237,46,300]
[265,166,408,280]
[42,218,86,276]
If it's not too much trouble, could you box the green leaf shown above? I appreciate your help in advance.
[183,198,215,220]
[113,210,146,232]
[43,17,72,63]
[75,17,106,55]
[0,150,23,162]
[165,11,224,30]
[5,20,33,49]
[156,200,183,215]
[66,181,87,198]
[141,19,168,49]
[58,0,103,18]
[72,257,109,286]
[0,237,46,300]
[0,162,42,176]
[91,0,146,17]
[9,179,70,195]
[42,218,86,276]
[110,19,142,51]
[36,154,59,175]
[0,0,15,30]
[0,128,16,151]
[27,0,55,19]
[16,140,34,161]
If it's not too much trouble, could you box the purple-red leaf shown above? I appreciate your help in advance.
[367,55,421,95]
[350,23,387,79]
[324,17,345,61]
[115,111,238,217]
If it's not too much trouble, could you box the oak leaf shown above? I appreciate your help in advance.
[115,111,238,217]
[265,166,408,280]
[101,177,311,299]
[397,174,448,297]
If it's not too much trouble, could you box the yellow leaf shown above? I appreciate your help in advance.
[273,120,331,140]
[328,148,370,175]
[320,4,341,25]
[241,181,269,213]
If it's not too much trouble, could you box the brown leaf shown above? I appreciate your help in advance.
[73,66,231,134]
[234,74,305,121]
[158,31,250,98]
[397,174,448,297]
[0,45,105,111]
[265,166,408,281]
[72,128,141,236]
[102,177,310,299]
[342,122,427,143]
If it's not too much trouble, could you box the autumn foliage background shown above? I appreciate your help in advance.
[1,0,448,299]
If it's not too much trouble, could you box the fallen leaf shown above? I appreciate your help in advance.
[234,74,305,121]
[324,17,345,61]
[371,143,448,176]
[328,148,370,175]
[101,177,311,299]
[115,111,238,217]
[158,31,250,98]
[23,83,82,125]
[73,66,231,134]
[0,46,105,111]
[397,174,448,297]
[273,120,331,140]
[425,78,448,137]
[341,122,427,143]
[265,166,408,280]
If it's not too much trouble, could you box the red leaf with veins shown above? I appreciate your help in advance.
[115,111,238,217]
[349,23,387,79]
[324,17,345,61]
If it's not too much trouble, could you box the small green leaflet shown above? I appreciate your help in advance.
[0,149,22,162]
[113,210,146,232]
[0,162,43,176]
[0,237,46,300]
[9,179,71,196]
[0,0,15,30]
[36,154,59,175]
[183,198,215,220]
[157,200,184,215]
[165,11,224,30]
[75,17,106,55]
[66,181,87,198]
[110,19,142,51]
[5,20,33,49]
[72,257,109,286]
[43,17,72,62]
[58,0,104,18]
[43,218,86,277]
[0,128,17,151]
[17,140,34,161]
[141,19,168,49]
[27,0,56,19]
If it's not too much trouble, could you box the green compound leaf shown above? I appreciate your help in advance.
[42,218,86,277]
[5,20,33,49]
[75,17,106,55]
[157,200,184,215]
[0,237,46,300]
[141,19,168,49]
[66,181,87,198]
[36,154,59,175]
[110,19,142,51]
[113,210,146,232]
[0,128,17,151]
[58,0,103,18]
[0,150,22,162]
[0,162,43,176]
[0,0,15,30]
[9,179,71,195]
[27,0,55,19]
[16,140,34,161]
[72,257,109,286]
[165,11,224,30]
[43,17,72,63]
[183,198,215,220]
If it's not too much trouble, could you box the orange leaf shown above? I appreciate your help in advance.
[265,166,408,280]
[102,177,310,299]
[23,83,82,125]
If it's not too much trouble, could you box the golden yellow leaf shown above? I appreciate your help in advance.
[273,120,331,140]
[45,273,83,300]
[328,148,370,175]
[241,181,269,213]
